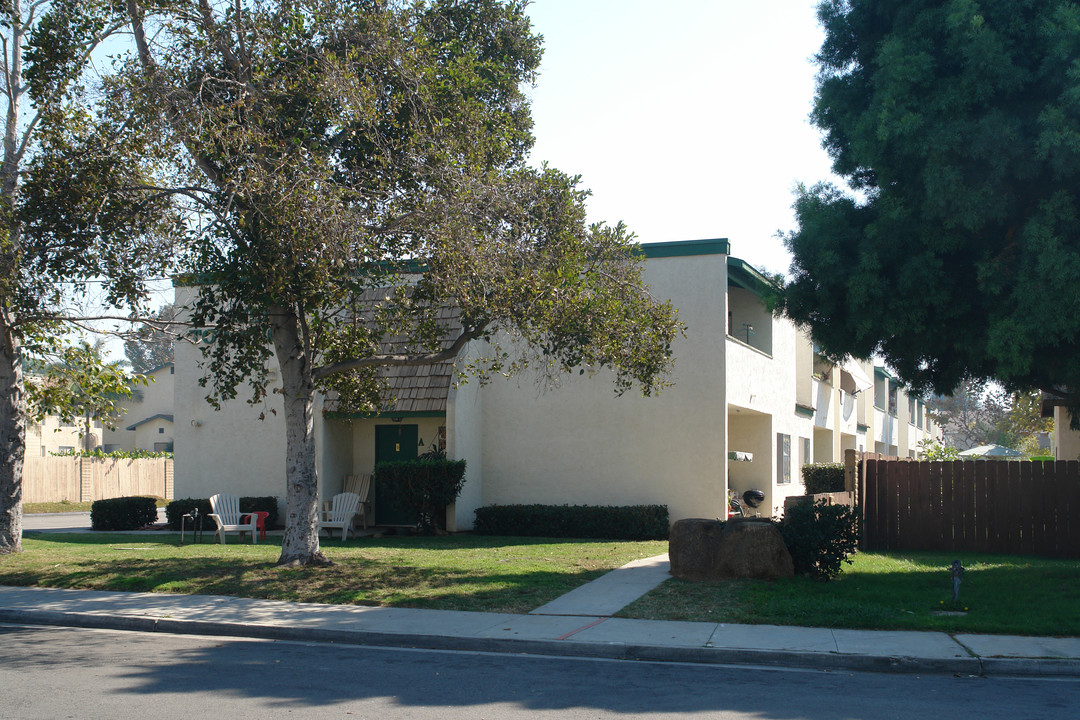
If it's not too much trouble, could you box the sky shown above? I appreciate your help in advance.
[522,0,839,277]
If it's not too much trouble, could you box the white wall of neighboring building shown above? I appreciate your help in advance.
[25,415,102,456]
[464,242,729,524]
[173,286,289,501]
[446,364,484,532]
[1053,407,1080,461]
[103,363,176,452]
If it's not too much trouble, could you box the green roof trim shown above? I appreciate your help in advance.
[638,238,730,258]
[795,403,815,418]
[325,410,446,420]
[728,257,778,300]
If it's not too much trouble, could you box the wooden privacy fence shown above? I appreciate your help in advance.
[858,455,1080,557]
[22,457,174,504]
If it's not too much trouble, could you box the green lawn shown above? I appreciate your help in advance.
[618,551,1080,637]
[23,501,95,514]
[5,535,1078,636]
[1,533,665,614]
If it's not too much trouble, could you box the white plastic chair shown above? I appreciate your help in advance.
[343,474,373,529]
[319,492,363,541]
[208,493,259,544]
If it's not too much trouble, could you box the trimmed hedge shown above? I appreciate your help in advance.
[375,459,467,533]
[165,496,280,530]
[473,504,669,540]
[801,463,846,494]
[91,496,159,531]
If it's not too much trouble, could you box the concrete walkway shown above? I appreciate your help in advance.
[3,538,1079,677]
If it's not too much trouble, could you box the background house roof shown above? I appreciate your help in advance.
[125,413,175,431]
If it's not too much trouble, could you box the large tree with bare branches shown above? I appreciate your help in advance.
[118,0,680,566]
[0,0,176,553]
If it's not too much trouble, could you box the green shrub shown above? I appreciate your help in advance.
[375,459,467,534]
[165,496,279,530]
[801,463,846,494]
[51,449,173,459]
[90,496,159,531]
[778,498,860,580]
[473,504,669,540]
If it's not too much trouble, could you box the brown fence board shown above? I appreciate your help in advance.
[1018,461,1034,555]
[1005,462,1022,553]
[971,460,988,552]
[893,461,911,550]
[924,464,941,548]
[883,461,900,552]
[1039,462,1058,555]
[1062,461,1080,556]
[985,462,1005,553]
[859,454,1080,558]
[863,459,880,550]
[911,462,930,550]
[941,461,957,552]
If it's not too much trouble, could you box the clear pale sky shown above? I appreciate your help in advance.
[523,0,838,276]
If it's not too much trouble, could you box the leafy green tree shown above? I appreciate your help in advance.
[28,340,147,451]
[917,439,961,461]
[0,1,174,554]
[778,0,1080,420]
[996,389,1053,454]
[119,0,681,566]
[123,303,179,373]
[926,378,1008,449]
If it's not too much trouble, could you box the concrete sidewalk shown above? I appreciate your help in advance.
[3,550,1078,677]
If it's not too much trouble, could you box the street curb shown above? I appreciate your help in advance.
[0,607,1001,677]
[978,657,1080,678]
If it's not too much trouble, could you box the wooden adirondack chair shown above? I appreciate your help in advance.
[319,492,363,541]
[208,493,259,544]
[342,473,373,529]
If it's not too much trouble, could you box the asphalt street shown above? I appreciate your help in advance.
[3,623,1079,720]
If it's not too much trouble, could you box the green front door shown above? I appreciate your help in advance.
[374,424,419,526]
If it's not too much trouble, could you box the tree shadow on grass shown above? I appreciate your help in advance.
[4,536,644,613]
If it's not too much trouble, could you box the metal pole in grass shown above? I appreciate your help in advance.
[951,559,964,602]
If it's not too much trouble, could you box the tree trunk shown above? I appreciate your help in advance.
[0,1,25,554]
[0,335,25,554]
[270,304,329,566]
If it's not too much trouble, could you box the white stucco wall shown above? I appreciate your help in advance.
[132,418,174,451]
[1054,407,1080,460]
[446,372,483,531]
[172,286,290,502]
[467,245,729,524]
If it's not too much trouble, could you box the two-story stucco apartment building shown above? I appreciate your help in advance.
[171,238,941,528]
